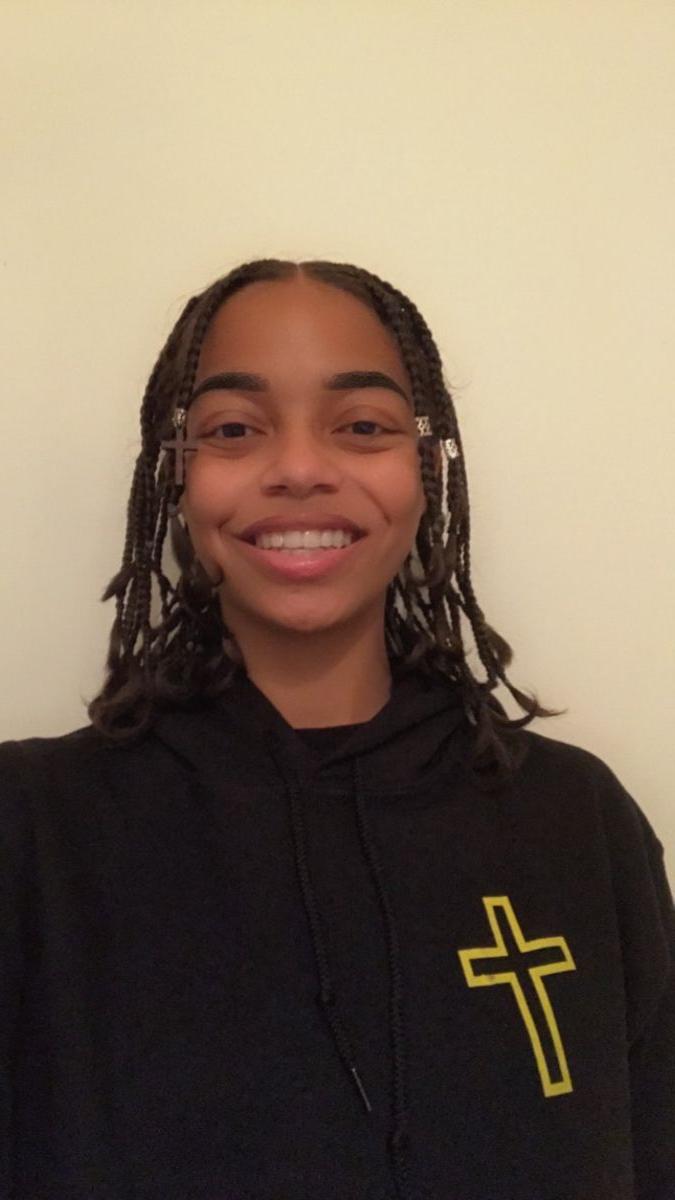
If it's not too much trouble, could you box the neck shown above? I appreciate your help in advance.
[220,605,393,729]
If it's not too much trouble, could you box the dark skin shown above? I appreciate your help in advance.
[180,274,435,729]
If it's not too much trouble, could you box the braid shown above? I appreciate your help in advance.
[88,257,564,783]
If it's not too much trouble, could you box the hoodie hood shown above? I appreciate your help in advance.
[154,657,472,794]
[153,660,472,1200]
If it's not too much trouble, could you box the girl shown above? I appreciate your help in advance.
[1,258,673,1199]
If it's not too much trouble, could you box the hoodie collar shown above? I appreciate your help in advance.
[152,658,471,794]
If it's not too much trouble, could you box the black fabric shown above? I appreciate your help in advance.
[295,722,365,755]
[0,662,674,1199]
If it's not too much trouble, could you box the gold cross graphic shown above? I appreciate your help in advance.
[457,896,576,1098]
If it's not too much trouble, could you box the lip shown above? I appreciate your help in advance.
[233,532,366,581]
[236,513,366,542]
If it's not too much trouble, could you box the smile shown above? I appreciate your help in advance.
[234,532,366,581]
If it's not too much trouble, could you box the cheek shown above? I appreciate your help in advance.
[181,461,235,523]
[178,466,238,567]
[367,449,424,512]
[388,467,426,528]
[371,473,427,565]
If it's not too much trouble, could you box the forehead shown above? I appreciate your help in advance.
[196,276,409,384]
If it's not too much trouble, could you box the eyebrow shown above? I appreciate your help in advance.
[190,370,410,405]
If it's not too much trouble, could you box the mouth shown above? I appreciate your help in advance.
[233,530,368,581]
[237,529,366,547]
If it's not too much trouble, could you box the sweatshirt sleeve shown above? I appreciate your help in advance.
[0,743,36,1197]
[598,762,675,1198]
[628,834,675,1199]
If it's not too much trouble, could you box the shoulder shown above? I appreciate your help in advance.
[0,724,122,782]
[0,721,188,882]
[517,725,621,787]
[513,725,671,899]
[0,729,105,848]
[517,726,656,837]
[0,721,168,813]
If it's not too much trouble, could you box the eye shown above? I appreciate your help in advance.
[196,418,398,444]
[202,422,257,439]
[339,420,392,437]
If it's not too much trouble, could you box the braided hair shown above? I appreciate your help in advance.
[88,258,564,787]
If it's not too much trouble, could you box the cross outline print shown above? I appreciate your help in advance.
[457,895,576,1098]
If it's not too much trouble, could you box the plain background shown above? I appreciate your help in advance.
[2,1,674,869]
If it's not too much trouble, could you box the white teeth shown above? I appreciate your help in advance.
[254,529,355,551]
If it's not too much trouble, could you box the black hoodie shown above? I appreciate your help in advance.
[0,661,673,1199]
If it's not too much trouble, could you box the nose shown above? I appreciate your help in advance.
[259,428,343,495]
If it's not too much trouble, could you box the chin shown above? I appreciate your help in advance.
[258,609,351,635]
[237,595,361,632]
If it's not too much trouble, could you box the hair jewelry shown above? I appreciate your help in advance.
[160,407,459,496]
[414,414,459,458]
[160,407,197,489]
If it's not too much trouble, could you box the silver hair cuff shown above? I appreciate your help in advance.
[415,415,459,458]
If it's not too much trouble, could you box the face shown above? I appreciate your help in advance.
[179,273,428,645]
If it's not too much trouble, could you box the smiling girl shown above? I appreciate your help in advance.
[1,259,673,1199]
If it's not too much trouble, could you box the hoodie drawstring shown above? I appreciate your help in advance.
[287,783,373,1115]
[352,758,413,1200]
[284,760,413,1200]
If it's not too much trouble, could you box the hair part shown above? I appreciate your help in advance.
[88,258,565,789]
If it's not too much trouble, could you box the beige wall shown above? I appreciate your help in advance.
[2,1,674,864]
